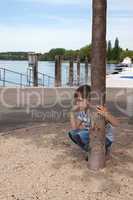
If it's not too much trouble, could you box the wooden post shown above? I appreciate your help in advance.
[55,55,61,87]
[88,0,107,170]
[69,57,74,86]
[77,56,80,85]
[28,53,38,87]
[85,57,89,84]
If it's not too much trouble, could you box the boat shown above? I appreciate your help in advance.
[112,57,132,74]
[122,57,132,67]
[107,57,133,88]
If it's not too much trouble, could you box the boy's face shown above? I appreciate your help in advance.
[75,92,90,110]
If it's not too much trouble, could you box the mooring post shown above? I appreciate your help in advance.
[28,53,38,87]
[77,56,80,85]
[85,57,89,84]
[69,57,74,86]
[55,55,61,87]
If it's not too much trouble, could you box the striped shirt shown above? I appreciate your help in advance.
[77,111,91,129]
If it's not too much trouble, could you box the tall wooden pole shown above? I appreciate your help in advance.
[69,57,74,86]
[88,0,107,170]
[55,55,62,87]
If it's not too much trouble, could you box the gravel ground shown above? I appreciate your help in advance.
[0,118,133,200]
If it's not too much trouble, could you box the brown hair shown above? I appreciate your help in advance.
[74,84,91,99]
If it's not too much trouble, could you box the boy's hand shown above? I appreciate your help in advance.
[95,105,119,127]
[71,105,80,112]
[96,105,109,117]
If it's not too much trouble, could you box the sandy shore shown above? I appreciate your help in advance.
[0,118,133,200]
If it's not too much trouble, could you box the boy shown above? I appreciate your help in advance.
[69,85,119,160]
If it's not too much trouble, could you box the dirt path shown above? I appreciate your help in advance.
[0,119,133,200]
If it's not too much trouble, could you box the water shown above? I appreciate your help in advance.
[0,60,116,87]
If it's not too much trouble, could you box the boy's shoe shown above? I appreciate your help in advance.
[85,149,91,161]
[85,155,88,161]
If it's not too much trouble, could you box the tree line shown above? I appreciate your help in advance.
[0,38,133,63]
[107,37,133,63]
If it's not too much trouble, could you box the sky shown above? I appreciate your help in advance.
[0,0,133,52]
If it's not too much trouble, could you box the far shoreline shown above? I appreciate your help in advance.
[0,59,119,65]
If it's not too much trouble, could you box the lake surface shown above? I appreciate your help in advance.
[0,60,116,87]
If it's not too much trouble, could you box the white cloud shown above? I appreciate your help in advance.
[1,19,132,53]
[0,25,91,52]
[19,0,133,9]
[108,0,133,11]
[18,0,89,6]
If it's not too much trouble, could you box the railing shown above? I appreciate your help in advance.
[0,67,55,87]
[0,67,28,87]
[26,68,55,87]
[0,66,88,87]
[38,72,55,87]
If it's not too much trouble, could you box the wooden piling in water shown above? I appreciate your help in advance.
[77,56,80,85]
[55,55,61,87]
[69,57,74,86]
[28,53,38,87]
[85,57,89,84]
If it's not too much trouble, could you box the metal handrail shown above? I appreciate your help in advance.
[0,67,27,87]
[38,71,55,80]
[0,67,26,76]
[0,67,55,87]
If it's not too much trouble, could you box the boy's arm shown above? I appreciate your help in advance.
[104,112,119,127]
[96,106,119,127]
[69,105,83,129]
[70,111,82,129]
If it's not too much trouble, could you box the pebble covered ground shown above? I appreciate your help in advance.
[0,118,133,200]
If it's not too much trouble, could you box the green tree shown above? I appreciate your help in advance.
[111,37,121,62]
[107,40,112,61]
[79,45,91,62]
[64,50,75,60]
[120,49,133,61]
[48,48,66,60]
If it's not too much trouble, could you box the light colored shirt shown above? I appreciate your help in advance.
[77,111,114,142]
[77,111,91,128]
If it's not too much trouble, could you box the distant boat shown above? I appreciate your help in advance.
[112,57,132,74]
[107,57,133,88]
[122,57,132,67]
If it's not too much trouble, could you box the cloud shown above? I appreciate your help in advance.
[108,0,133,11]
[19,0,133,10]
[18,0,89,6]
[0,25,91,52]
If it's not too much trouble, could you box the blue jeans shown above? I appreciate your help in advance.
[68,129,112,152]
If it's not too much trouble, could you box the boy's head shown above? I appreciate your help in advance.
[74,84,91,100]
[74,85,91,109]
